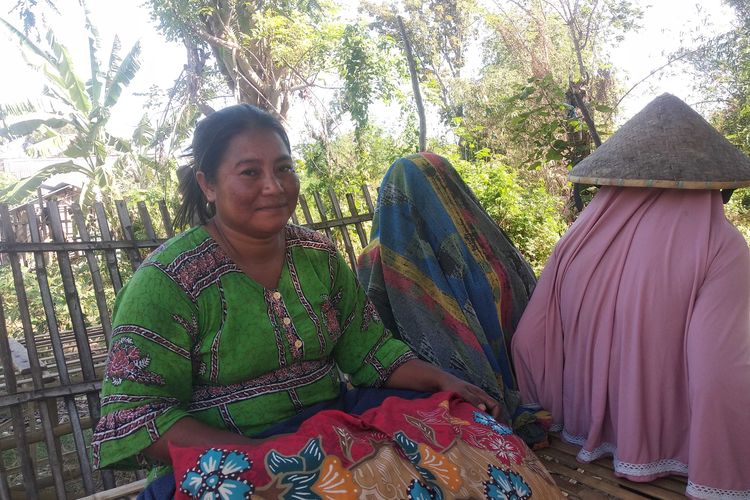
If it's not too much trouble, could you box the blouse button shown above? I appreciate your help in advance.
[294,340,303,348]
[283,317,292,326]
[272,291,281,300]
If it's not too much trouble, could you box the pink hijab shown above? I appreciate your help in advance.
[512,186,750,498]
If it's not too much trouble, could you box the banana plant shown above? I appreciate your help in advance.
[0,9,141,212]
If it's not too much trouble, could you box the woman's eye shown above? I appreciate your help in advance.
[240,169,258,176]
[279,164,295,173]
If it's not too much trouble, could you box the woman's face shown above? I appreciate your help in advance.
[197,128,300,239]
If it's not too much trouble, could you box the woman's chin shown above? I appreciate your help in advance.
[248,219,292,237]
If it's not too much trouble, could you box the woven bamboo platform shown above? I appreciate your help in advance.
[539,433,688,499]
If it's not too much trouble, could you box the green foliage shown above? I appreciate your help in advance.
[334,24,400,143]
[684,0,750,242]
[362,0,479,121]
[299,124,417,195]
[436,146,567,273]
[725,188,750,244]
[455,0,628,168]
[454,75,587,168]
[147,0,342,117]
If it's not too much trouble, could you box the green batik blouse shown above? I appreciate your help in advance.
[91,224,415,473]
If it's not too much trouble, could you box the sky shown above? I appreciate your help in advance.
[0,0,739,154]
[610,0,735,120]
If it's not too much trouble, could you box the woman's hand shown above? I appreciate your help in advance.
[384,358,502,419]
[435,372,502,419]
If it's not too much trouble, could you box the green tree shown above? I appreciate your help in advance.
[460,0,640,166]
[678,1,749,243]
[333,23,401,144]
[697,0,750,242]
[362,0,479,122]
[0,11,141,210]
[439,146,567,272]
[691,0,749,154]
[146,0,343,118]
[299,122,418,195]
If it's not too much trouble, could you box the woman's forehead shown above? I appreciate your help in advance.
[223,128,291,157]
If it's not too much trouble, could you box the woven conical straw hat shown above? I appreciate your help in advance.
[569,93,750,189]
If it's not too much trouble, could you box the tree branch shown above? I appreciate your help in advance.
[614,49,699,110]
[571,83,601,146]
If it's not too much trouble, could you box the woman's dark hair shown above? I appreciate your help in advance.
[174,104,291,228]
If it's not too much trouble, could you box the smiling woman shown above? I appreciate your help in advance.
[197,132,300,286]
[189,107,300,287]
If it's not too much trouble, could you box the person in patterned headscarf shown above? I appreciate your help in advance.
[357,152,546,446]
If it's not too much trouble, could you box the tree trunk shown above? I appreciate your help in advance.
[397,15,427,152]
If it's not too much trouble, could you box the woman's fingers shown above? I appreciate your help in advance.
[470,387,502,419]
[442,375,503,420]
[484,398,502,419]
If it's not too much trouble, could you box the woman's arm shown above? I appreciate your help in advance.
[143,417,260,463]
[384,358,502,418]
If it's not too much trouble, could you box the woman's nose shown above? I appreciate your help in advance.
[261,173,284,193]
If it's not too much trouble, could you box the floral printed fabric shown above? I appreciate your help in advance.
[170,392,560,499]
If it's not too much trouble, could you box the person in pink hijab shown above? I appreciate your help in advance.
[511,94,750,500]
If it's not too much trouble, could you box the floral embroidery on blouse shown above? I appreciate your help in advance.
[105,337,165,387]
[361,300,381,332]
[321,291,343,340]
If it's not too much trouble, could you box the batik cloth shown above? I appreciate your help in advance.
[512,187,750,499]
[92,224,415,477]
[357,153,538,427]
[138,386,432,499]
[170,391,561,499]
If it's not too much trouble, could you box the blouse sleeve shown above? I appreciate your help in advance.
[330,250,416,386]
[91,264,197,470]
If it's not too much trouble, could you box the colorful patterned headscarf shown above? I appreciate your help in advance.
[357,153,540,437]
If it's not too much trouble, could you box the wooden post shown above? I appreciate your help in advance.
[45,200,97,495]
[94,202,124,294]
[70,204,113,347]
[311,192,335,242]
[345,193,369,248]
[115,201,143,270]
[327,188,357,269]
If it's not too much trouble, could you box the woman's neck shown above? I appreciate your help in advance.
[207,219,287,287]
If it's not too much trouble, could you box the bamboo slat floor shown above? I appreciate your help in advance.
[539,433,688,499]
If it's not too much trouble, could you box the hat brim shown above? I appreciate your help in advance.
[568,175,750,189]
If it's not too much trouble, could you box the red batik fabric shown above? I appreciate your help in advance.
[170,391,560,499]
